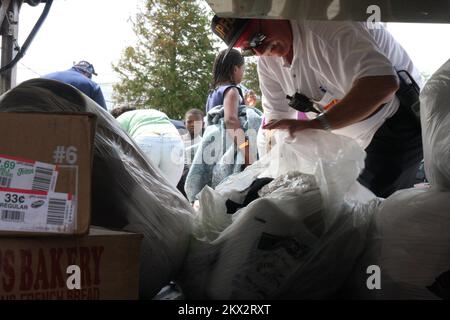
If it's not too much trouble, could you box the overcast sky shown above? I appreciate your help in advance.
[16,0,142,108]
[386,23,450,77]
[15,0,450,110]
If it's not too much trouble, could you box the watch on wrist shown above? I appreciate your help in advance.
[315,112,332,131]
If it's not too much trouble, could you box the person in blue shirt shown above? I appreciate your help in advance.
[205,49,245,114]
[44,61,107,110]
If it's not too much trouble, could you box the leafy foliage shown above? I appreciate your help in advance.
[112,0,218,119]
[242,56,262,109]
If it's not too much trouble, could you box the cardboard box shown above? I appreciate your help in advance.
[0,112,96,235]
[0,227,142,300]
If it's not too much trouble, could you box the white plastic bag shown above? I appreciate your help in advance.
[218,129,367,227]
[347,189,450,299]
[215,160,269,204]
[345,60,450,300]
[420,59,450,190]
[179,129,378,299]
[192,186,232,243]
[179,176,323,299]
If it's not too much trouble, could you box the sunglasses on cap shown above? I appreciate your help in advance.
[236,20,267,57]
[241,33,267,56]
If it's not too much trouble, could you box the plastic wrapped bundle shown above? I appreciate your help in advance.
[179,129,380,299]
[179,172,323,299]
[207,177,323,300]
[421,60,450,190]
[0,79,194,299]
[346,60,450,299]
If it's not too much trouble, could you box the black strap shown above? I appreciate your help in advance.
[395,69,421,122]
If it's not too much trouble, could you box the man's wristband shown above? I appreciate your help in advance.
[315,112,332,131]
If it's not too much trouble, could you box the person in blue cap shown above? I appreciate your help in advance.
[43,60,107,110]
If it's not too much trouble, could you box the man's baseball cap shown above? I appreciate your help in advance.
[73,61,97,78]
[211,15,253,57]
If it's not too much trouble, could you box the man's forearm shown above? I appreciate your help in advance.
[263,75,400,134]
[322,75,399,130]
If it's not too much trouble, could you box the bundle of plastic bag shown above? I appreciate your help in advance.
[218,129,370,227]
[0,79,194,299]
[345,60,450,299]
[179,129,381,299]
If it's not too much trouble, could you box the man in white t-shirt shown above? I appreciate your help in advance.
[211,16,423,198]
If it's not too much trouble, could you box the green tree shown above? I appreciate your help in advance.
[112,0,217,119]
[242,56,261,109]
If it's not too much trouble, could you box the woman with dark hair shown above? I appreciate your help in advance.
[184,49,262,203]
[205,48,247,152]
[205,48,245,118]
[206,49,249,157]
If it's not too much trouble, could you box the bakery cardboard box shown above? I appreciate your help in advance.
[0,112,96,235]
[0,227,142,300]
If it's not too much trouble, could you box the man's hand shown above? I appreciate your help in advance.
[263,119,317,137]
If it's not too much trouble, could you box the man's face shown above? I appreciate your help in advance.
[186,114,203,137]
[236,19,292,58]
